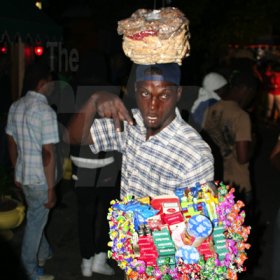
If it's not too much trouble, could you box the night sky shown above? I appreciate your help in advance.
[44,0,280,63]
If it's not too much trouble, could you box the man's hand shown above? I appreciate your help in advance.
[93,92,134,131]
[44,188,57,209]
[65,91,135,145]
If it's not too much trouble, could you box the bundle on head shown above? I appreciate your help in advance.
[117,7,190,65]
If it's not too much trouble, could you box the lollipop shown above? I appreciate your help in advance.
[108,182,251,279]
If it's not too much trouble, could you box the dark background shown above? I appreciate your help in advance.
[42,0,280,84]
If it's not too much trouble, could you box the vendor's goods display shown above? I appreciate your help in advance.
[107,181,251,280]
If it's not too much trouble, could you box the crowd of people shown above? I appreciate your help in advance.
[2,47,280,280]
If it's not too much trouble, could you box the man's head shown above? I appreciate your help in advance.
[228,71,258,109]
[22,62,53,96]
[135,63,182,137]
[202,72,228,96]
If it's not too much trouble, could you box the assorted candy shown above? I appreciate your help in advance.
[107,181,251,279]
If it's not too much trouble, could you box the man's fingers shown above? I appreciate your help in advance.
[97,103,110,118]
[96,96,134,129]
[111,106,122,132]
[113,116,122,132]
[116,101,134,125]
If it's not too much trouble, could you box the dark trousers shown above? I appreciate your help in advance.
[272,207,280,280]
[75,186,120,259]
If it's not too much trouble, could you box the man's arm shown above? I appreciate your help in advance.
[236,140,251,164]
[6,134,21,188]
[64,92,134,145]
[7,134,17,168]
[42,143,56,209]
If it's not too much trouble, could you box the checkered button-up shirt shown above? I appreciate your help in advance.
[6,91,59,186]
[90,109,214,199]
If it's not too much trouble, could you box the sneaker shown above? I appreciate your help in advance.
[81,257,93,277]
[92,252,115,276]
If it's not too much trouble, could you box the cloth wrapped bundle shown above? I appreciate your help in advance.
[117,7,190,65]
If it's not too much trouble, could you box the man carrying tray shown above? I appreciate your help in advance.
[64,62,214,277]
[64,62,214,200]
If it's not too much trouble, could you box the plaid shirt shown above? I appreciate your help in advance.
[90,109,214,199]
[6,91,59,186]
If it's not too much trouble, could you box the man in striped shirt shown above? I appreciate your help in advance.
[65,63,214,199]
[6,62,58,280]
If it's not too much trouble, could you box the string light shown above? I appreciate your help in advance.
[1,45,8,54]
[0,33,9,55]
[34,45,44,56]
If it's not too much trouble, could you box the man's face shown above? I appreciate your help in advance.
[135,80,182,137]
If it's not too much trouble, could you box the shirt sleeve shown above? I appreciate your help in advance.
[181,148,214,188]
[176,129,214,188]
[89,118,124,154]
[41,108,59,145]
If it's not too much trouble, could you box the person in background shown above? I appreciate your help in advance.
[190,72,228,181]
[5,62,58,280]
[265,61,280,123]
[66,50,121,277]
[64,62,214,202]
[203,71,258,204]
[71,146,121,277]
[270,134,280,280]
[189,72,228,132]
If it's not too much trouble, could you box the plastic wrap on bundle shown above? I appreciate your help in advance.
[117,7,191,65]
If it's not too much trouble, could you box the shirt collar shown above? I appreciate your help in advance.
[132,108,183,145]
[27,91,48,104]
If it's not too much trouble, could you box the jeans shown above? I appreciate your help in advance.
[21,184,51,280]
